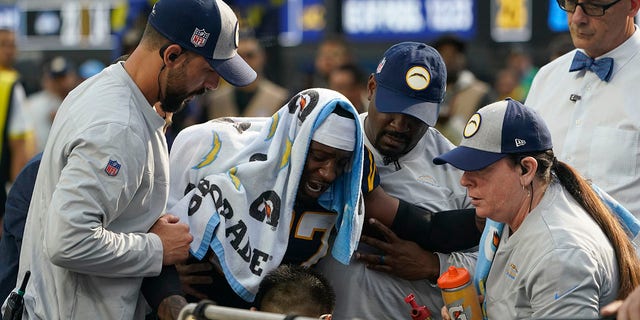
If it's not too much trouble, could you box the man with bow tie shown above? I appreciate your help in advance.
[525,0,640,219]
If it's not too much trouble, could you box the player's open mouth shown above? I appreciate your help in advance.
[306,181,324,193]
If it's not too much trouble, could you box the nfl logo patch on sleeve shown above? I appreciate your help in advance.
[105,159,121,176]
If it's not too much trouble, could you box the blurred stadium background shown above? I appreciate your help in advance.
[0,0,637,95]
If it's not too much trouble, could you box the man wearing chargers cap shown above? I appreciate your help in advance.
[433,99,640,318]
[316,42,479,319]
[6,0,256,318]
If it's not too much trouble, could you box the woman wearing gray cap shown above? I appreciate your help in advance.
[433,98,640,319]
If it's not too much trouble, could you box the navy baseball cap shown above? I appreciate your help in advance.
[433,99,553,171]
[148,0,257,86]
[374,42,447,127]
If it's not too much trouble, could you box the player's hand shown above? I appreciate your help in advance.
[150,214,193,265]
[601,285,640,320]
[175,261,214,300]
[157,294,188,320]
[441,305,450,320]
[356,218,440,281]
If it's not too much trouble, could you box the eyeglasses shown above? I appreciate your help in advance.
[556,0,622,16]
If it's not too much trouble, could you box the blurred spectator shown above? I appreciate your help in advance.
[506,46,539,100]
[197,35,289,120]
[111,0,152,61]
[494,67,525,102]
[24,56,80,152]
[120,26,145,57]
[548,33,575,62]
[328,63,368,113]
[303,35,353,89]
[432,35,496,144]
[0,27,35,229]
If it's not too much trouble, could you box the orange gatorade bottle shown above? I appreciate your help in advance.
[437,266,482,320]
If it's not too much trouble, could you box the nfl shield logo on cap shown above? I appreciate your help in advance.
[191,28,210,47]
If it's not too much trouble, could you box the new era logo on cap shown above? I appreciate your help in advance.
[433,99,553,171]
[373,42,446,127]
[148,0,255,86]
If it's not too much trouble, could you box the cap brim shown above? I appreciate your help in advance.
[209,54,257,87]
[433,146,507,171]
[375,85,439,126]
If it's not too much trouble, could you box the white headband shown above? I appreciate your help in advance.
[312,112,356,151]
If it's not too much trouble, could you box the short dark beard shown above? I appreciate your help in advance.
[159,58,204,113]
[161,68,188,113]
[159,98,185,113]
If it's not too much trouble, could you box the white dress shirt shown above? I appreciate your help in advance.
[526,26,640,218]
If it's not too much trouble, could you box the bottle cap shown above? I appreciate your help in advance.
[437,266,471,289]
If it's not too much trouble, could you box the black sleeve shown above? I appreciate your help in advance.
[141,265,184,311]
[391,199,481,253]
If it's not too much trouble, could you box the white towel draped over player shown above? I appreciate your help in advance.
[167,88,365,303]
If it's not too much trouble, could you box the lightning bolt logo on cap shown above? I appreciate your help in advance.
[405,66,431,91]
[463,113,481,138]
